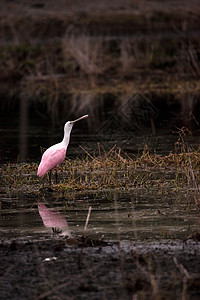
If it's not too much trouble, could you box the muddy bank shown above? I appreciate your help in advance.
[1,160,199,299]
[1,3,200,299]
[0,172,200,299]
[0,237,200,300]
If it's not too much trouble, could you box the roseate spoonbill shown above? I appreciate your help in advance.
[37,114,88,184]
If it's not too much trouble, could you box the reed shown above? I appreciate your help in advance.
[1,130,200,207]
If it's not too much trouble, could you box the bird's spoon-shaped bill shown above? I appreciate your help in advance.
[70,114,88,124]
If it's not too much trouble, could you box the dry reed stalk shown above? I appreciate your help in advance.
[84,206,92,233]
[173,257,191,300]
[62,33,104,75]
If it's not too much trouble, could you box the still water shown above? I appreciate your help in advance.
[1,111,200,164]
[0,189,199,242]
[0,108,200,243]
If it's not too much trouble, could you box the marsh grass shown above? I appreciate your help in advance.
[1,0,200,128]
[1,131,200,207]
[1,22,200,123]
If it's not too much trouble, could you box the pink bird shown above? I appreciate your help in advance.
[37,114,88,183]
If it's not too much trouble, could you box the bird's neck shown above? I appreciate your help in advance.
[61,135,69,148]
[62,129,72,148]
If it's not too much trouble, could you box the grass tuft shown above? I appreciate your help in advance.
[1,132,200,207]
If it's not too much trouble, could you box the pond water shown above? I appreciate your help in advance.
[1,96,200,164]
[0,188,199,242]
[1,113,200,164]
[0,108,200,243]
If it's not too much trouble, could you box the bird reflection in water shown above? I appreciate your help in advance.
[38,203,71,236]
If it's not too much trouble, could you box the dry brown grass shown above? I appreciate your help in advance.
[1,131,200,207]
[62,32,104,76]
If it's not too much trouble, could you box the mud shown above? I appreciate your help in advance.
[0,236,200,300]
[1,181,200,299]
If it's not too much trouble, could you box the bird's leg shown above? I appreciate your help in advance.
[55,167,58,184]
[49,170,52,186]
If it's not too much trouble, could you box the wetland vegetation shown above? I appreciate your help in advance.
[1,0,200,123]
[1,128,200,207]
[1,1,200,299]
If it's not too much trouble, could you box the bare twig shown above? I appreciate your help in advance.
[84,206,92,233]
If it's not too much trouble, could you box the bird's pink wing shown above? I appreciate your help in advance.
[37,147,66,177]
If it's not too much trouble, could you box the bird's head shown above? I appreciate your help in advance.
[64,114,89,135]
[64,121,73,133]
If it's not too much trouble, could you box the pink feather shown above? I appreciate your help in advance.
[37,115,88,179]
[37,146,66,177]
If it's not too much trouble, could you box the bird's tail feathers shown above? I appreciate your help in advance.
[37,164,47,178]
